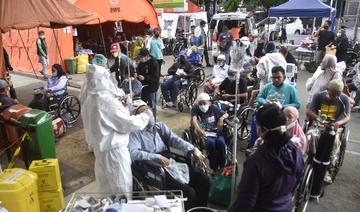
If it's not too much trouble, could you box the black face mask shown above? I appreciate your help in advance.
[179,56,186,63]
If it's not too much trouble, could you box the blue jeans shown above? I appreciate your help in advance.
[141,88,157,118]
[347,82,360,105]
[161,78,182,103]
[206,135,227,170]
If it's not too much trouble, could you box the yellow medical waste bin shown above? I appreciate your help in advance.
[0,168,40,212]
[75,54,88,74]
[38,188,64,212]
[29,159,62,192]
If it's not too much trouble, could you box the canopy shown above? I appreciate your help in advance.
[0,0,97,33]
[75,0,160,28]
[0,0,97,78]
[268,0,336,18]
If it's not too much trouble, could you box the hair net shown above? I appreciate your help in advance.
[321,54,337,72]
[80,64,124,104]
[328,79,344,92]
[93,54,108,68]
[197,93,210,102]
[130,99,148,115]
[230,46,245,71]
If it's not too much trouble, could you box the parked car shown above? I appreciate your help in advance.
[209,12,257,62]
[256,17,305,41]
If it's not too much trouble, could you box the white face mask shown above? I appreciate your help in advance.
[146,109,155,126]
[199,104,209,113]
[287,121,297,130]
[337,32,341,37]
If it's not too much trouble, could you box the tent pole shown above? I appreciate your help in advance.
[98,18,108,57]
[18,30,38,79]
[52,29,64,68]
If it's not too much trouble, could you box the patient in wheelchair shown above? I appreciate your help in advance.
[191,93,229,173]
[129,101,209,210]
[29,64,67,111]
[214,68,248,102]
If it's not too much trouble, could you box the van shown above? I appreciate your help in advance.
[209,12,257,62]
[256,17,304,41]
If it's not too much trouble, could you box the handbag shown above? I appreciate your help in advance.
[208,167,234,206]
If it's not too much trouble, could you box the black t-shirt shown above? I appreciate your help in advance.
[136,57,160,92]
[220,77,247,95]
[318,30,335,50]
[286,52,298,66]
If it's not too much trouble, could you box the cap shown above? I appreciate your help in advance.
[328,79,344,92]
[92,54,108,68]
[0,79,8,90]
[131,99,148,115]
[217,54,226,61]
[110,43,120,53]
[197,93,210,102]
[138,48,150,57]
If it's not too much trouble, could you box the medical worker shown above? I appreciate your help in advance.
[80,54,151,195]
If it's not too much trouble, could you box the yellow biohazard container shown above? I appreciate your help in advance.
[29,159,62,192]
[75,54,88,74]
[38,188,64,212]
[0,168,40,212]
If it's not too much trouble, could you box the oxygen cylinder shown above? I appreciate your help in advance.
[310,125,336,198]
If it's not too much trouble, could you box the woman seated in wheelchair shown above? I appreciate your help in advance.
[214,68,248,102]
[128,100,209,210]
[161,50,192,108]
[190,93,229,173]
[29,64,67,111]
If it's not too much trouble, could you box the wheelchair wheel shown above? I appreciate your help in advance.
[185,83,198,107]
[58,95,81,126]
[194,68,206,86]
[237,106,255,140]
[178,99,185,112]
[294,164,314,212]
[132,176,146,198]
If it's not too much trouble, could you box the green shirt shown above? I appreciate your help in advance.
[149,38,164,60]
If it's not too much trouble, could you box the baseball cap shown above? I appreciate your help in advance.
[110,43,120,53]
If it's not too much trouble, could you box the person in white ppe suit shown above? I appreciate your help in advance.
[80,54,151,195]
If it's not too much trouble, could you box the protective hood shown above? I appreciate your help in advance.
[80,64,124,104]
[256,53,287,90]
[263,141,301,175]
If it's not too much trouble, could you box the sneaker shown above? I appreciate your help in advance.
[324,172,333,184]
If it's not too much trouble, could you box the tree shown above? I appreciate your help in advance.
[223,0,287,12]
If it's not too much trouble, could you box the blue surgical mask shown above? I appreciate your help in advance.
[140,57,147,63]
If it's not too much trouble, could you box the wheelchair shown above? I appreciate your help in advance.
[31,87,81,127]
[131,150,198,193]
[160,75,199,112]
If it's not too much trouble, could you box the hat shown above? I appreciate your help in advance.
[0,79,8,90]
[328,79,344,92]
[110,43,120,53]
[217,54,226,61]
[131,99,148,115]
[138,48,150,57]
[197,93,210,102]
[92,54,108,68]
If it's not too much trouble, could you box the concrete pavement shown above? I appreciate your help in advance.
[6,55,360,211]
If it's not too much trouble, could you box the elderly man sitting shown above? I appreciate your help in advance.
[129,101,209,210]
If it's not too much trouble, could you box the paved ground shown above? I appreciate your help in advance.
[3,55,360,211]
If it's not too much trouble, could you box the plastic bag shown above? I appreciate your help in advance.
[164,158,190,184]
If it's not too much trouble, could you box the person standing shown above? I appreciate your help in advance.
[149,28,165,72]
[80,54,151,196]
[3,48,17,100]
[136,48,160,118]
[254,24,268,58]
[335,26,349,62]
[109,43,135,87]
[218,25,233,65]
[315,20,335,64]
[36,31,48,79]
[200,20,211,67]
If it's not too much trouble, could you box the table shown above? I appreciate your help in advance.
[296,47,315,64]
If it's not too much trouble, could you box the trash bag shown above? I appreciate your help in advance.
[164,158,190,184]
